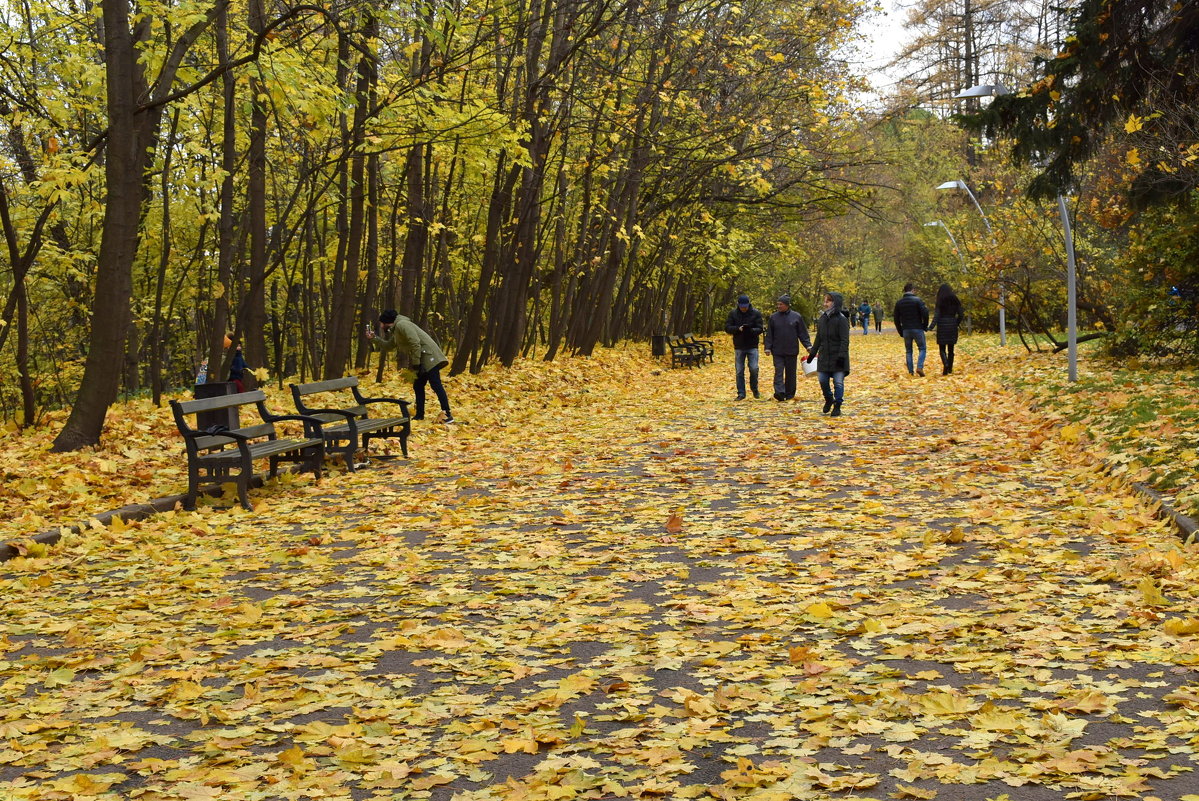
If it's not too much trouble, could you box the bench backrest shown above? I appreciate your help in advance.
[171,390,276,450]
[290,376,367,420]
[292,376,359,396]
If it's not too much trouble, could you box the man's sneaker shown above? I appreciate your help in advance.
[411,414,424,421]
[736,394,746,401]
[774,392,785,401]
[443,415,456,424]
[752,389,760,399]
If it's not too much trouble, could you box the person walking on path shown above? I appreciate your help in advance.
[857,300,872,335]
[873,302,883,333]
[764,294,811,402]
[807,291,851,416]
[367,309,454,423]
[725,294,764,400]
[894,283,930,376]
[931,283,965,375]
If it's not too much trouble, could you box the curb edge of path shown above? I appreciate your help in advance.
[0,474,281,563]
[1127,478,1199,542]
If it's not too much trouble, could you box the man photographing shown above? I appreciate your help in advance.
[367,310,454,423]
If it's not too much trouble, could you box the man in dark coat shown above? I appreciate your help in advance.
[725,294,764,400]
[808,291,851,416]
[893,283,930,377]
[763,294,811,401]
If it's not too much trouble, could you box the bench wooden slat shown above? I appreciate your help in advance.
[293,376,358,395]
[197,437,323,463]
[174,389,267,415]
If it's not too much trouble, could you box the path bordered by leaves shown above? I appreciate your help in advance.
[4,337,1199,801]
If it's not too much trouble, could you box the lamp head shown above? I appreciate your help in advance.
[953,83,1010,99]
[937,180,966,191]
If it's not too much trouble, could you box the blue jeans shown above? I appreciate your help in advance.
[414,367,451,418]
[734,349,760,396]
[861,317,869,335]
[903,329,927,373]
[818,371,845,404]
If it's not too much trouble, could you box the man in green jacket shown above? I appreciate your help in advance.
[367,309,454,423]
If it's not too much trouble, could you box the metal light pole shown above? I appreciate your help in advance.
[1058,194,1078,382]
[937,179,1005,345]
[923,220,967,272]
[954,82,1078,381]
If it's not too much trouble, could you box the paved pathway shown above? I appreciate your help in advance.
[3,339,1198,800]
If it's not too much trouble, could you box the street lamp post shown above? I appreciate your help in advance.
[937,179,1005,346]
[954,82,1078,381]
[923,220,967,272]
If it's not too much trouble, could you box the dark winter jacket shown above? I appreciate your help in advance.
[931,295,964,345]
[764,309,811,356]
[858,301,871,320]
[893,292,929,334]
[725,306,765,350]
[810,294,851,375]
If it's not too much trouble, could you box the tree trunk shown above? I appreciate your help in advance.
[52,0,148,451]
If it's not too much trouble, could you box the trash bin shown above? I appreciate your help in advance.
[651,334,666,357]
[193,381,240,432]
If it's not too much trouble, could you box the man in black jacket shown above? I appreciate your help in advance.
[764,294,812,401]
[893,283,930,376]
[725,294,764,400]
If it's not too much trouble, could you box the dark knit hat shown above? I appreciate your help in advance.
[776,294,791,306]
[379,309,398,324]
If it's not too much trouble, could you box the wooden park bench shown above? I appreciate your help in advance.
[290,376,411,469]
[667,336,703,368]
[170,390,325,511]
[683,334,715,363]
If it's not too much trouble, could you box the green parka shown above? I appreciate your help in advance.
[374,315,448,374]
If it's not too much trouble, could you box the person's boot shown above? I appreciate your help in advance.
[830,402,842,417]
[750,372,760,399]
[823,399,833,414]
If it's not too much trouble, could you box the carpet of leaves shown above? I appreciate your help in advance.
[4,336,1199,801]
[1006,351,1199,522]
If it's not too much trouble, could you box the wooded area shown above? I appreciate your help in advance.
[1,0,1197,448]
[0,0,875,449]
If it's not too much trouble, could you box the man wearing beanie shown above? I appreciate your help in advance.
[763,294,811,401]
[725,294,764,400]
[367,309,454,423]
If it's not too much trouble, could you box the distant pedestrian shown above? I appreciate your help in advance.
[228,345,248,392]
[858,300,872,335]
[874,303,883,332]
[725,294,764,400]
[893,283,930,376]
[931,283,965,375]
[367,309,454,423]
[764,294,811,402]
[808,292,851,416]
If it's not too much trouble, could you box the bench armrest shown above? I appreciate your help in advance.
[262,411,336,438]
[352,390,410,416]
[181,427,252,443]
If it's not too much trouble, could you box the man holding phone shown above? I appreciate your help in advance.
[725,294,764,400]
[367,310,454,423]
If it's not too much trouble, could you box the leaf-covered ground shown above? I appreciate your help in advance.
[5,336,1199,801]
[1009,353,1199,522]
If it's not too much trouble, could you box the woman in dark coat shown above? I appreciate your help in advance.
[931,283,964,375]
[807,291,851,416]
